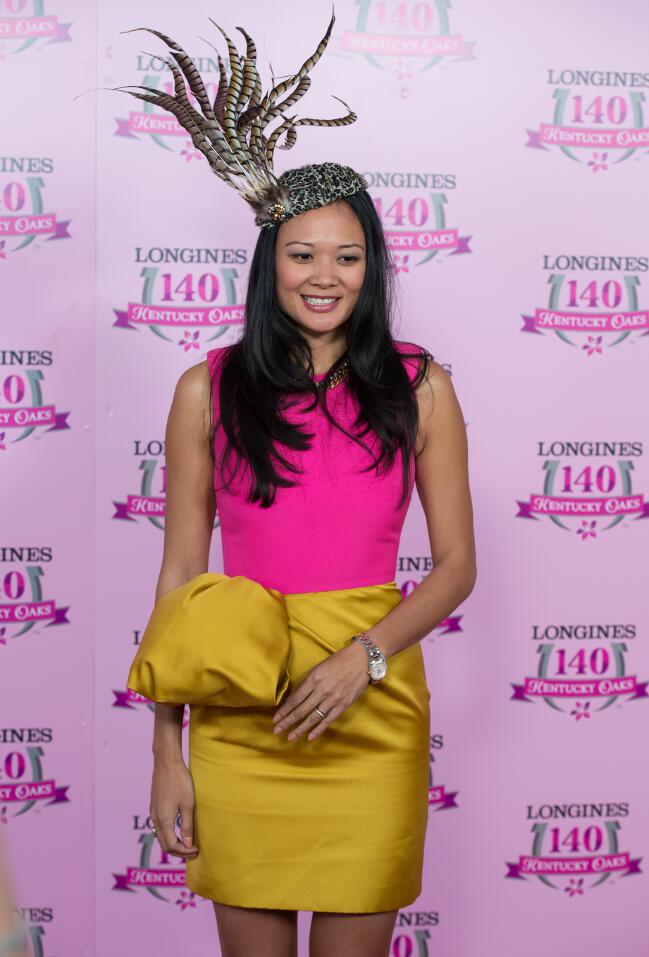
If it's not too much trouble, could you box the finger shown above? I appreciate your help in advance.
[157,816,194,858]
[273,677,314,726]
[168,814,198,858]
[287,695,334,741]
[155,815,177,854]
[179,805,198,851]
[275,688,324,734]
[307,703,344,740]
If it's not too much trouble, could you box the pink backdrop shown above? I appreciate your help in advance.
[2,1,648,954]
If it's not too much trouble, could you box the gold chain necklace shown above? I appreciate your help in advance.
[315,358,350,391]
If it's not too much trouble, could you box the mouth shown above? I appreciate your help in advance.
[300,294,341,313]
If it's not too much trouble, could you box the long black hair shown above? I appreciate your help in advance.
[208,189,432,509]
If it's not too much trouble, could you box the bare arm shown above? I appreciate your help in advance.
[152,358,216,763]
[368,359,477,656]
[271,358,477,742]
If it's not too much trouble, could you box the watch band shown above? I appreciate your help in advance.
[351,632,387,682]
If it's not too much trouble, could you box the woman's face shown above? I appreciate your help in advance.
[274,200,366,339]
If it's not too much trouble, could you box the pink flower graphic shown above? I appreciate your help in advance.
[180,139,202,163]
[564,877,585,897]
[179,331,200,352]
[394,59,414,82]
[0,241,6,260]
[0,627,6,647]
[0,433,6,451]
[0,807,7,825]
[175,890,197,911]
[393,254,410,274]
[587,152,608,173]
[569,701,591,722]
[582,335,603,357]
[576,519,597,541]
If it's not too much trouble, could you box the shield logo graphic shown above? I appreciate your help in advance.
[373,189,470,270]
[530,818,620,892]
[350,0,470,75]
[0,563,69,645]
[534,641,629,716]
[3,368,45,444]
[542,456,634,534]
[0,745,69,819]
[530,87,647,168]
[0,170,70,256]
[113,267,244,346]
[536,270,646,352]
[1,0,71,55]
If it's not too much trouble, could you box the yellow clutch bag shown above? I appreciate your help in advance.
[126,573,291,708]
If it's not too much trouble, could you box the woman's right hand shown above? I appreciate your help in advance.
[150,756,199,860]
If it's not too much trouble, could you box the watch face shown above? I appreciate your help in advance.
[369,659,387,680]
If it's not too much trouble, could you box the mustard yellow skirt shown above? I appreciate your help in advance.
[127,573,430,912]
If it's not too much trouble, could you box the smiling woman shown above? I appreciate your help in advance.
[119,12,475,957]
[275,202,367,334]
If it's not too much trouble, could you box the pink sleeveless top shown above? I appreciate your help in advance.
[206,341,423,594]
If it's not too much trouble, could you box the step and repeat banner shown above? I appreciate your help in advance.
[1,1,647,954]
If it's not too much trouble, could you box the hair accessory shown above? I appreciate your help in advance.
[116,13,365,226]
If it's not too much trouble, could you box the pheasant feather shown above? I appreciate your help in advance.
[116,12,365,226]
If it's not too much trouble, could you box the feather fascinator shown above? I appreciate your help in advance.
[116,12,366,226]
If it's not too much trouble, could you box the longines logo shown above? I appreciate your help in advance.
[0,156,70,257]
[0,548,69,646]
[511,621,647,720]
[526,69,649,171]
[516,441,649,539]
[0,729,69,821]
[505,802,642,894]
[334,0,476,94]
[0,350,70,450]
[0,1,71,55]
[113,440,167,529]
[113,246,247,350]
[113,814,206,909]
[113,440,221,532]
[521,254,649,355]
[362,171,471,274]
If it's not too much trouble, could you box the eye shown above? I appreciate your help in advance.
[288,253,361,264]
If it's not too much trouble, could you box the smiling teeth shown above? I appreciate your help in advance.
[303,296,338,304]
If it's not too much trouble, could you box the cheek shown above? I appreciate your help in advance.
[349,263,366,295]
[275,261,303,301]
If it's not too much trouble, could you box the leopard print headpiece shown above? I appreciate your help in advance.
[260,162,368,228]
[115,13,365,227]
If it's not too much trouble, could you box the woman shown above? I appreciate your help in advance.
[122,15,476,957]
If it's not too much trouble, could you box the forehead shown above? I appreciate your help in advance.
[278,201,364,244]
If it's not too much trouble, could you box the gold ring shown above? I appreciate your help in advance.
[314,706,327,718]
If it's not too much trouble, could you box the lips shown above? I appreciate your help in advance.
[300,294,341,314]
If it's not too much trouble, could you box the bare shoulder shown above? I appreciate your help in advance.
[167,358,213,441]
[413,359,464,457]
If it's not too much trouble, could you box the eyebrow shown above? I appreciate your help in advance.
[284,241,365,249]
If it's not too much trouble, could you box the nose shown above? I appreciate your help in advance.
[306,257,340,288]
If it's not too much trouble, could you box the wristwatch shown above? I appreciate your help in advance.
[351,632,388,683]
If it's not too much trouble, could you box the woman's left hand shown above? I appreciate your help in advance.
[273,640,371,741]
